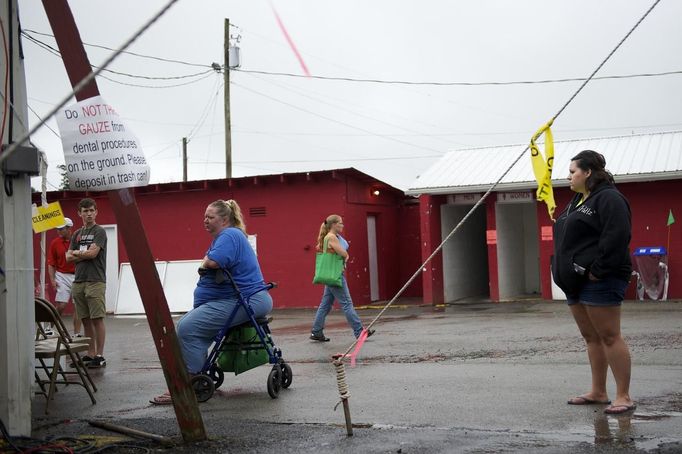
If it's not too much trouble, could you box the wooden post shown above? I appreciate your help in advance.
[41,0,206,442]
[224,18,232,178]
[182,137,188,182]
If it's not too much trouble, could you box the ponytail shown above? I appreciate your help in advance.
[209,199,247,235]
[316,214,341,250]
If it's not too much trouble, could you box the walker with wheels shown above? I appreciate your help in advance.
[190,270,292,402]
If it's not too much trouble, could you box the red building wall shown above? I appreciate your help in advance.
[33,169,422,310]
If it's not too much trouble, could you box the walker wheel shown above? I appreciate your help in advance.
[209,365,224,389]
[267,365,281,399]
[281,362,293,389]
[191,374,215,402]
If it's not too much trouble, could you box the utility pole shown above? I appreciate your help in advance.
[0,0,34,436]
[182,137,187,182]
[224,18,232,178]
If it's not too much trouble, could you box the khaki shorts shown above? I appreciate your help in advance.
[72,281,106,319]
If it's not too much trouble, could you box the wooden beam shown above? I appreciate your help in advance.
[42,0,206,442]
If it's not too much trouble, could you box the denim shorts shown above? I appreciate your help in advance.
[566,276,629,307]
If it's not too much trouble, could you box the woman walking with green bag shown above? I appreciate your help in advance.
[310,214,374,342]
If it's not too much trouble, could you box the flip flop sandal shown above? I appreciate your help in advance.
[149,392,173,405]
[567,396,611,405]
[604,403,637,414]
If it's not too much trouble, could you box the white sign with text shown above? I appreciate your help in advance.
[56,95,150,191]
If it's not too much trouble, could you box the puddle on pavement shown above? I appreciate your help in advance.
[558,410,682,451]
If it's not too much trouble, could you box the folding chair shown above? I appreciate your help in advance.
[34,297,97,414]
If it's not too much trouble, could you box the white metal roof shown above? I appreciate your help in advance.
[406,131,682,195]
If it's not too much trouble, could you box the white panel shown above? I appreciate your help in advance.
[102,225,118,313]
[114,262,167,315]
[163,260,203,312]
[367,216,379,301]
[115,260,202,314]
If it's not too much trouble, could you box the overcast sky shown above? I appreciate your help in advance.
[19,0,682,191]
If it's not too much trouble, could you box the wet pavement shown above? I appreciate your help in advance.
[28,300,682,453]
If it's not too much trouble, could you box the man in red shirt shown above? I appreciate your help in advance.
[48,217,81,336]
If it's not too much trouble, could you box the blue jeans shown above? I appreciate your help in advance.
[177,290,273,373]
[312,275,363,337]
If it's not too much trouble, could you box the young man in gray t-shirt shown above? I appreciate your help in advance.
[66,198,108,368]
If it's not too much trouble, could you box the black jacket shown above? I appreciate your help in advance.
[552,182,632,297]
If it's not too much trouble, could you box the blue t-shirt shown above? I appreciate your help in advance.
[193,227,265,307]
[337,234,349,251]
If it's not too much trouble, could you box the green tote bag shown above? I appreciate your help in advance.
[312,237,344,287]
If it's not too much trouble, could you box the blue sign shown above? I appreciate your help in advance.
[633,246,667,256]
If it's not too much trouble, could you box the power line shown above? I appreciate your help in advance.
[234,68,682,87]
[22,29,210,68]
[242,71,467,147]
[190,154,441,164]
[97,71,215,89]
[23,29,682,88]
[228,122,682,138]
[21,31,213,81]
[27,104,60,138]
[232,80,447,156]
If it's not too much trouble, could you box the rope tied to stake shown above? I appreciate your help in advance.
[332,358,350,411]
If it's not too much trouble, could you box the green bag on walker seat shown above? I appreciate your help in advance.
[217,325,269,375]
[312,238,344,287]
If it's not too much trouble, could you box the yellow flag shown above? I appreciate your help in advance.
[530,119,556,220]
[31,201,66,233]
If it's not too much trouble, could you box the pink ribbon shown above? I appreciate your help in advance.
[350,328,370,367]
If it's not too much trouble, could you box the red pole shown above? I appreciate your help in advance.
[41,1,206,442]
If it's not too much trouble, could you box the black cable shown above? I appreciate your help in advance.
[7,0,14,143]
[3,175,12,197]
[0,415,22,452]
[234,67,682,86]
[21,32,212,80]
[23,29,209,68]
[21,29,682,88]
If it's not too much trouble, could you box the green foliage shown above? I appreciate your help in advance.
[57,164,70,190]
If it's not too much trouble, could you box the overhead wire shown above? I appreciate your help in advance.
[27,103,60,138]
[96,70,215,89]
[0,0,183,165]
[21,28,682,88]
[186,74,223,141]
[242,71,467,148]
[21,31,214,80]
[234,67,682,87]
[23,28,211,68]
[232,79,447,156]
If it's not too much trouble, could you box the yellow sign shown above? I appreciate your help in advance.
[31,202,66,233]
[530,119,556,220]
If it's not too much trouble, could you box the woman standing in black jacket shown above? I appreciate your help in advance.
[553,150,636,415]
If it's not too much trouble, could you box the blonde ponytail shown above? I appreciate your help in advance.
[209,199,247,235]
[316,214,341,250]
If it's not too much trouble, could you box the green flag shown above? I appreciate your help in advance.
[668,209,675,226]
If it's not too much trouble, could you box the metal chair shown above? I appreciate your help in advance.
[34,297,97,414]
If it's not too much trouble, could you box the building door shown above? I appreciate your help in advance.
[494,192,540,300]
[102,225,119,313]
[441,202,489,302]
[367,215,379,301]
